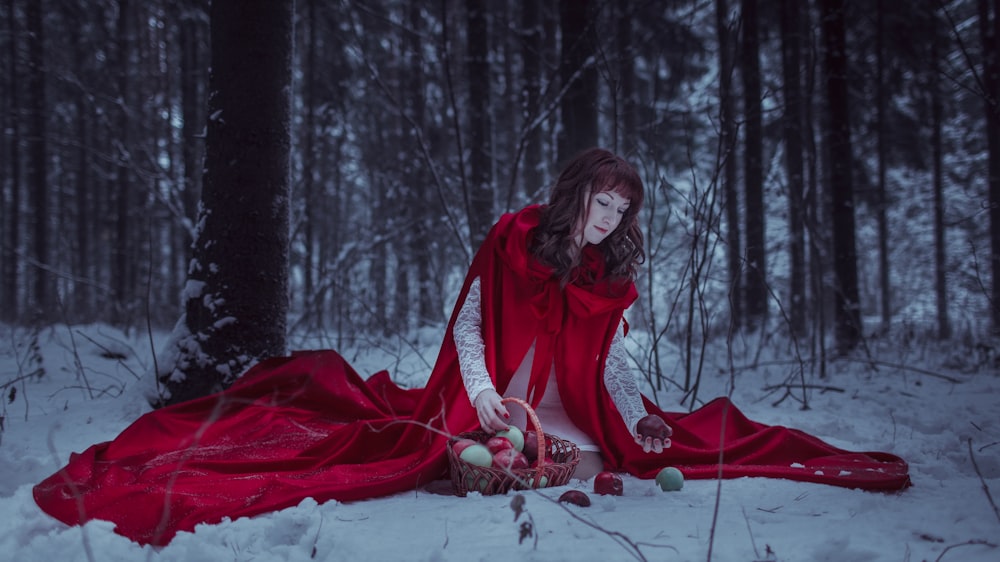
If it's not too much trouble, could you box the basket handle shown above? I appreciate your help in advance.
[500,396,547,487]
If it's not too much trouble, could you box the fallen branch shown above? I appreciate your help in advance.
[730,358,963,384]
[967,438,1000,527]
[933,538,997,562]
[759,383,845,409]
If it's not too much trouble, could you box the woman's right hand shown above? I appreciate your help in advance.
[473,389,510,432]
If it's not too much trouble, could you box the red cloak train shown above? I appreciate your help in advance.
[33,206,910,545]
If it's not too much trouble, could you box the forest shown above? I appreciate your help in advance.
[2,0,999,405]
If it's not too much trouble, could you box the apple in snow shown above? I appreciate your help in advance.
[558,490,591,507]
[486,436,514,454]
[655,466,684,491]
[492,448,530,471]
[459,443,493,467]
[593,471,623,496]
[494,426,524,452]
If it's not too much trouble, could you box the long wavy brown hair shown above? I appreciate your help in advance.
[531,148,645,285]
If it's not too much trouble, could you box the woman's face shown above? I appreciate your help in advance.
[574,189,630,247]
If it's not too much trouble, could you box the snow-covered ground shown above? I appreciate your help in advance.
[1,323,998,561]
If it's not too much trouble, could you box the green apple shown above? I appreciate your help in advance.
[459,443,493,467]
[494,426,525,452]
[655,466,684,491]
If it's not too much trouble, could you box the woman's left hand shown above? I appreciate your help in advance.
[634,414,672,454]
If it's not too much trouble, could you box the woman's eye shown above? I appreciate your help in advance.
[597,199,609,207]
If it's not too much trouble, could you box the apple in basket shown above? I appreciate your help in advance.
[522,430,540,461]
[486,436,514,454]
[452,438,478,457]
[593,471,623,496]
[494,426,525,452]
[459,443,494,467]
[492,448,530,471]
[529,454,553,469]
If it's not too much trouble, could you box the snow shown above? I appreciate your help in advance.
[2,323,999,562]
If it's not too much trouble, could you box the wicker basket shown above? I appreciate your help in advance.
[447,397,580,496]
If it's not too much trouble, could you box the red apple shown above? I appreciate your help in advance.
[522,430,540,461]
[593,471,623,496]
[492,448,530,471]
[529,454,554,468]
[486,436,514,454]
[558,490,592,507]
[636,414,671,441]
[452,438,477,457]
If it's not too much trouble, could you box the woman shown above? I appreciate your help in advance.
[34,148,909,546]
[453,147,671,479]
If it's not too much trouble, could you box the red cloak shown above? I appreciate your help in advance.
[33,206,909,545]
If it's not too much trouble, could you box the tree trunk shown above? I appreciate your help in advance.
[27,0,50,320]
[821,0,862,351]
[160,0,294,406]
[71,17,93,321]
[111,0,130,325]
[803,2,829,376]
[521,0,545,201]
[742,0,767,326]
[716,0,742,329]
[178,0,206,309]
[930,7,951,340]
[558,0,598,163]
[981,0,1000,333]
[780,0,806,336]
[467,0,493,249]
[302,0,318,325]
[409,1,439,326]
[3,0,21,323]
[875,0,891,332]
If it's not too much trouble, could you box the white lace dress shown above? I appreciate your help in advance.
[453,277,648,452]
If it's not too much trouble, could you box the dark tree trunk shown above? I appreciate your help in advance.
[716,0,742,328]
[875,0,891,331]
[178,0,206,310]
[742,0,767,326]
[27,0,50,320]
[616,0,634,154]
[467,0,493,249]
[781,0,806,336]
[409,1,439,326]
[995,0,1000,334]
[521,0,544,201]
[930,9,951,340]
[3,0,21,323]
[821,0,862,351]
[981,0,1000,333]
[558,0,598,163]
[112,0,131,325]
[301,0,318,324]
[160,0,294,406]
[71,16,93,320]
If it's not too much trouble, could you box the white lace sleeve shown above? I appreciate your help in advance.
[453,277,495,405]
[604,318,648,434]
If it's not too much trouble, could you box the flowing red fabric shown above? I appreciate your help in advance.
[34,206,909,545]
